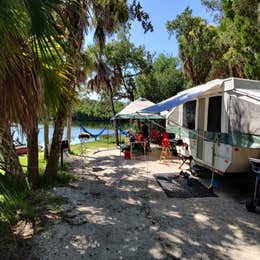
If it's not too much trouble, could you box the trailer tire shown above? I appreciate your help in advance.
[245,197,256,212]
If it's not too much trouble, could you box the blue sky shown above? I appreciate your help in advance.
[129,0,213,56]
[86,0,213,99]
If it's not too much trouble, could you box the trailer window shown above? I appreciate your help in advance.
[207,96,222,132]
[183,100,196,129]
[229,96,260,135]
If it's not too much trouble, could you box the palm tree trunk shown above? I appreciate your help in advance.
[45,108,66,183]
[228,61,233,77]
[0,124,23,177]
[0,109,23,176]
[27,119,39,185]
[43,110,49,160]
[66,106,72,152]
[106,79,119,145]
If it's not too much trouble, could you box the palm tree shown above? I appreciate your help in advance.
[0,1,41,181]
[45,0,87,181]
[0,0,152,185]
[45,0,134,180]
[44,0,153,181]
[86,46,122,145]
[0,0,68,185]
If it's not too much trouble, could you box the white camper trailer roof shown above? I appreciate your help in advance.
[141,79,224,114]
[141,78,260,113]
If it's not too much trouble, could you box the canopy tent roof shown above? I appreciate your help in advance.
[112,97,164,120]
[141,79,225,114]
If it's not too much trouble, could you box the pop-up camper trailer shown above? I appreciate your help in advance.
[142,78,260,175]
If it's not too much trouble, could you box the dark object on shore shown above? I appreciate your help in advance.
[14,138,28,155]
[15,145,28,156]
[78,132,90,139]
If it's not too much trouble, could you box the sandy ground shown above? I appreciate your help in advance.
[28,148,260,260]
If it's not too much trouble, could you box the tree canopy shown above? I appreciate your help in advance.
[104,32,153,101]
[137,54,185,103]
[167,1,260,85]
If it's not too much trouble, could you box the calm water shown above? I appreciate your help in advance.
[13,122,115,146]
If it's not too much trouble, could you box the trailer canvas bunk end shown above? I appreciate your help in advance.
[165,78,260,175]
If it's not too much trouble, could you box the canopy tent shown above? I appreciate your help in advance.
[140,79,224,114]
[112,97,165,120]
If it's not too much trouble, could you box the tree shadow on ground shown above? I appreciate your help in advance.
[26,150,260,259]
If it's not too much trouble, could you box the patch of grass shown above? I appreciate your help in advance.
[20,152,74,186]
[0,152,74,237]
[69,144,81,155]
[0,177,35,236]
[70,135,117,155]
[19,151,46,174]
[56,170,75,185]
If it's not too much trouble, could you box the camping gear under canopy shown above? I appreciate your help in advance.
[112,97,165,120]
[140,79,224,114]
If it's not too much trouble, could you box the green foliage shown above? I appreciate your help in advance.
[104,32,153,101]
[56,163,75,185]
[0,177,35,235]
[19,152,46,175]
[221,0,260,79]
[72,96,125,121]
[167,8,218,85]
[137,54,185,103]
[19,151,75,186]
[201,0,223,21]
[166,2,259,83]
[56,171,75,185]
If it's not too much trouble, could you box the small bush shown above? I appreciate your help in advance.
[56,170,75,185]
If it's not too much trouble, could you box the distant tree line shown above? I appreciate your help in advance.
[72,96,125,121]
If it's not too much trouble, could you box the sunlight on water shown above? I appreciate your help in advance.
[12,123,115,146]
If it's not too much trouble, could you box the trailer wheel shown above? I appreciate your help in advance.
[245,197,256,212]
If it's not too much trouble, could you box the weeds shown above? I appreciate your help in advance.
[0,177,35,236]
[57,170,75,185]
[0,148,76,237]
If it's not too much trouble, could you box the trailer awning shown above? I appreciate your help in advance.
[140,79,224,114]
